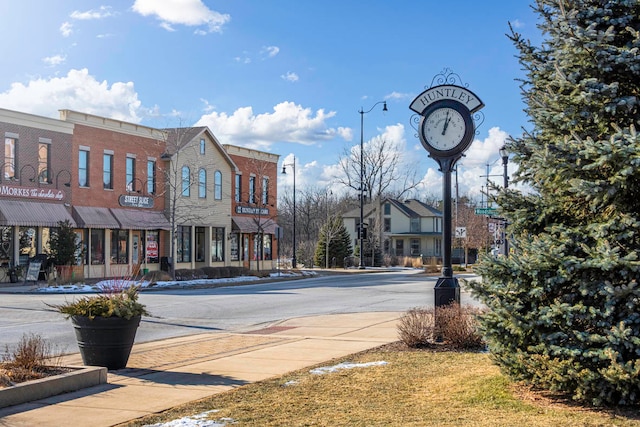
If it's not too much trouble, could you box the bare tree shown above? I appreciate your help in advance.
[338,136,422,260]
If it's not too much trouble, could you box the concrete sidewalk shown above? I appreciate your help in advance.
[0,311,402,427]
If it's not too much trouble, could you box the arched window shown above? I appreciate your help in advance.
[198,169,206,198]
[214,170,222,200]
[181,166,190,196]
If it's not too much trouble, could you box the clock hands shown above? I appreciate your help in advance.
[441,111,451,135]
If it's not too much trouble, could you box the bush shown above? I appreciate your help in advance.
[2,333,53,372]
[397,308,434,348]
[397,303,486,350]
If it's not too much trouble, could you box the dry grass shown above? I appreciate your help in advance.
[0,333,66,388]
[120,345,640,427]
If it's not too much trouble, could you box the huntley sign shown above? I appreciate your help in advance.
[409,84,484,115]
[0,184,65,201]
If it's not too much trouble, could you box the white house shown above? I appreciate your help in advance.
[343,198,443,261]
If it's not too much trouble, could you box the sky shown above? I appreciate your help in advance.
[0,1,541,202]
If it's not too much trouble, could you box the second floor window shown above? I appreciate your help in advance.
[126,157,135,191]
[249,176,256,203]
[79,150,89,187]
[147,160,156,194]
[410,218,420,233]
[4,137,16,180]
[214,171,222,200]
[38,142,51,184]
[262,177,269,205]
[181,166,190,196]
[198,169,206,198]
[200,138,205,154]
[103,153,113,189]
[234,174,241,202]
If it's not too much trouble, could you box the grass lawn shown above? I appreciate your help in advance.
[121,344,640,427]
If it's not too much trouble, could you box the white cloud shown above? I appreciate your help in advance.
[132,0,230,33]
[262,46,280,58]
[195,101,340,149]
[70,6,116,20]
[281,71,299,82]
[60,22,73,37]
[0,68,143,123]
[42,55,66,66]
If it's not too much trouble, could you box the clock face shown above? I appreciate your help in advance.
[422,107,467,151]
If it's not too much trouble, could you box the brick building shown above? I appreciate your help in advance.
[0,107,279,282]
[224,145,280,271]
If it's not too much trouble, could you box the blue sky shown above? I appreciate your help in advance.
[0,1,539,200]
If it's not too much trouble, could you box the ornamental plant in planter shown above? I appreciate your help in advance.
[48,285,149,370]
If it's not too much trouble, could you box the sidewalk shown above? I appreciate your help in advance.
[0,311,402,427]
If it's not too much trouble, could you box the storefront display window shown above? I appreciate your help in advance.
[111,229,129,264]
[211,227,224,262]
[145,231,159,264]
[91,229,105,265]
[177,226,191,262]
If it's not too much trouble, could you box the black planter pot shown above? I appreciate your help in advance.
[71,315,141,370]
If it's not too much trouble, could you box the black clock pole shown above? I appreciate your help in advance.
[434,156,460,307]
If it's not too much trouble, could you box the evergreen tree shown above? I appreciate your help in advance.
[314,216,352,268]
[469,0,640,406]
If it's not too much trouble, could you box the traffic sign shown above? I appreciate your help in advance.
[475,207,497,216]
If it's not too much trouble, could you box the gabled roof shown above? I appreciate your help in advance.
[162,127,238,172]
[342,198,441,219]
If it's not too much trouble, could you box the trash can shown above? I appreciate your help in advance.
[160,257,172,272]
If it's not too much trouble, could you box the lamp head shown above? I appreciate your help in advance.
[382,101,388,112]
[499,146,508,160]
[281,165,287,174]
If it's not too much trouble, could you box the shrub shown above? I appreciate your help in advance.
[49,285,149,320]
[2,333,54,372]
[397,303,486,350]
[397,308,434,348]
[435,303,486,350]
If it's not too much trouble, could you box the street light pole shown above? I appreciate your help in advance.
[358,100,387,269]
[281,156,297,268]
[499,146,509,257]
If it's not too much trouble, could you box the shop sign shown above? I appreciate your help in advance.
[119,194,154,208]
[235,205,269,215]
[0,184,64,200]
[146,241,158,258]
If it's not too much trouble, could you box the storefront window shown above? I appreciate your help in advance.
[230,233,239,261]
[91,229,105,265]
[211,227,224,262]
[0,227,13,264]
[145,230,159,264]
[263,234,272,260]
[177,226,191,262]
[195,227,205,262]
[19,227,37,258]
[111,229,129,264]
[76,230,87,265]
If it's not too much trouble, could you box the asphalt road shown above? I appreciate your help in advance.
[0,270,480,357]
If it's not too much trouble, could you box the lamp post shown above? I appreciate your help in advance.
[499,146,509,257]
[281,156,297,268]
[358,100,387,269]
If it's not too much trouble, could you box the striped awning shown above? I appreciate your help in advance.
[110,208,171,230]
[72,206,120,229]
[231,216,278,234]
[0,200,76,227]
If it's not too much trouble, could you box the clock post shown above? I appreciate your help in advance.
[409,70,484,308]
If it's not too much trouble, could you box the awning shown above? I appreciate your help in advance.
[72,206,120,229]
[110,208,171,230]
[231,216,279,234]
[0,200,76,227]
